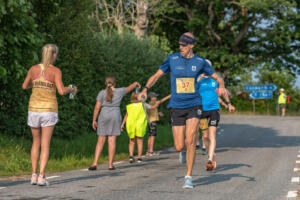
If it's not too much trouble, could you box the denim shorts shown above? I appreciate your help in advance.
[27,111,58,128]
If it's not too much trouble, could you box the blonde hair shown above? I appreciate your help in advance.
[130,92,139,103]
[42,44,58,67]
[105,76,116,102]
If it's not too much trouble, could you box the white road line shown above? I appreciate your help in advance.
[294,168,300,172]
[81,168,89,171]
[297,155,300,158]
[0,187,6,190]
[291,177,300,183]
[296,160,300,164]
[46,176,60,179]
[114,161,123,165]
[287,191,298,198]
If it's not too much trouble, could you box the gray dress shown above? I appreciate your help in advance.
[96,88,127,136]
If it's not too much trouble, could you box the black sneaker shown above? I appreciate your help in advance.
[137,158,143,163]
[201,148,207,155]
[129,156,135,163]
[88,165,97,171]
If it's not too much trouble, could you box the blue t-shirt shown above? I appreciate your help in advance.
[160,52,215,109]
[198,74,222,111]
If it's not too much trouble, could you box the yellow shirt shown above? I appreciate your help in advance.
[278,93,287,104]
[147,101,159,122]
[28,64,58,112]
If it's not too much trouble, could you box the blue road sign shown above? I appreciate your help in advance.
[244,84,277,92]
[249,91,273,99]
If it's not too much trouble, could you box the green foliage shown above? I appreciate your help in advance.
[0,0,43,136]
[53,31,168,138]
[1,0,300,139]
[1,0,169,138]
[149,0,300,82]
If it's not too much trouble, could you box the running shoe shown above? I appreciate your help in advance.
[30,173,38,185]
[37,175,50,186]
[88,165,97,171]
[129,156,135,163]
[182,176,194,189]
[201,147,207,155]
[206,160,216,171]
[179,151,186,164]
[146,152,153,157]
[137,158,143,163]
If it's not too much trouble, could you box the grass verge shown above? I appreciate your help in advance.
[0,123,173,177]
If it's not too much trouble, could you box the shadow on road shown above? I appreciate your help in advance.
[51,171,125,186]
[193,173,255,186]
[213,163,251,173]
[218,124,300,149]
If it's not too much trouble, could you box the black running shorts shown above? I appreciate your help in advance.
[170,106,202,126]
[201,109,220,127]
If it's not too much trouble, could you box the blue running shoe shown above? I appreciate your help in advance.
[183,176,194,189]
[179,151,186,164]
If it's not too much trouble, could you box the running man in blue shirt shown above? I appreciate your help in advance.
[197,60,235,171]
[140,32,226,189]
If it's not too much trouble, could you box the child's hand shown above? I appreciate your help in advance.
[158,112,164,117]
[92,121,98,131]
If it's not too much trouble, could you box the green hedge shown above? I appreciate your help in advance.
[1,32,169,138]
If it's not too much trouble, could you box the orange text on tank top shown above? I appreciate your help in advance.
[28,64,58,112]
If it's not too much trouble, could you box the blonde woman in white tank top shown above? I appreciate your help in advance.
[22,44,77,186]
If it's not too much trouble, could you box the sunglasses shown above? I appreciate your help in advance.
[179,43,188,47]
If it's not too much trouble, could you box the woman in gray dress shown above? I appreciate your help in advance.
[89,76,140,170]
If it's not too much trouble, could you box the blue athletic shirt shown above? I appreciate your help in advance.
[198,74,222,111]
[159,52,215,109]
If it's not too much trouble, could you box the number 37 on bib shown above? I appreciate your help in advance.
[176,78,195,93]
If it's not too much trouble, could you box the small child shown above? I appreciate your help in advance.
[146,92,170,156]
[121,92,160,163]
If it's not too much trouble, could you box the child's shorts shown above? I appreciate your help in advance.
[27,111,58,128]
[148,121,158,136]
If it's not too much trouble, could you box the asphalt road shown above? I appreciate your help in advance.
[1,115,300,200]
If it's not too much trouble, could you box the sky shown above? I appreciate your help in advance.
[296,75,300,88]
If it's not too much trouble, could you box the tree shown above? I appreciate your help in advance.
[149,0,300,86]
[0,0,42,134]
[93,0,161,38]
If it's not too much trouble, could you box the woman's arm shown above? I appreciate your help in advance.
[22,68,33,90]
[125,82,140,94]
[54,68,75,95]
[92,101,102,131]
[121,113,128,131]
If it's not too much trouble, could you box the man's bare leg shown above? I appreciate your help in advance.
[185,118,199,176]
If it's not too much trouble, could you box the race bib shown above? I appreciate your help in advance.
[176,78,195,93]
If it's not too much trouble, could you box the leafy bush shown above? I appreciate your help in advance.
[0,0,42,137]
